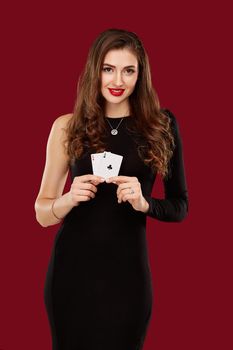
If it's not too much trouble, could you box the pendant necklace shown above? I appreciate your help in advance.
[105,116,125,135]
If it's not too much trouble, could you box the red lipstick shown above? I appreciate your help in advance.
[108,88,125,96]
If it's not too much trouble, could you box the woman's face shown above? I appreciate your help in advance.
[100,48,139,106]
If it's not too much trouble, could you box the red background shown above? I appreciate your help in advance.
[0,0,232,349]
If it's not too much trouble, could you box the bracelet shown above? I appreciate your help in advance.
[51,199,62,221]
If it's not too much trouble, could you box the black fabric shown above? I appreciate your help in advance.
[144,109,189,222]
[44,109,188,349]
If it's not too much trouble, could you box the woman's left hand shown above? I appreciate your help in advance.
[106,176,149,213]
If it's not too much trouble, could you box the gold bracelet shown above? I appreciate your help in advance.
[51,199,62,220]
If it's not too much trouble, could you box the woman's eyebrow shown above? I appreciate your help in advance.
[103,63,136,69]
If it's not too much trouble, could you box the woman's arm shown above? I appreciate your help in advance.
[34,114,75,227]
[143,109,189,222]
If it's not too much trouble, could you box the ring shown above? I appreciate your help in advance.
[130,188,134,194]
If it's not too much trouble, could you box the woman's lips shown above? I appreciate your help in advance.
[108,88,125,96]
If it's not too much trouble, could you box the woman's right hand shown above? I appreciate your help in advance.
[68,174,105,207]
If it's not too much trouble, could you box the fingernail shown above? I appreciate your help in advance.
[100,178,105,182]
[106,178,110,182]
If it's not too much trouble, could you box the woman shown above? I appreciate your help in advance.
[35,28,189,350]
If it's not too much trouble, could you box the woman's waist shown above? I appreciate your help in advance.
[64,198,146,227]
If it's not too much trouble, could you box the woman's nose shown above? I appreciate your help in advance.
[113,71,124,86]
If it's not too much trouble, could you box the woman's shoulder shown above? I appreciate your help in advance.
[49,113,73,141]
[54,113,73,127]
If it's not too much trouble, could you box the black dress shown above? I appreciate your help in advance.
[44,109,189,350]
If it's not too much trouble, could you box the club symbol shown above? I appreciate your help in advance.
[107,164,113,170]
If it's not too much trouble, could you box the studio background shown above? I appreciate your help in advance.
[0,0,232,349]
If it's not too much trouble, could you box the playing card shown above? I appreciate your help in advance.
[91,152,108,175]
[95,151,123,179]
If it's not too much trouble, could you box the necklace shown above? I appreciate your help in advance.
[105,116,125,135]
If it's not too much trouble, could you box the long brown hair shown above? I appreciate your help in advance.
[64,28,175,179]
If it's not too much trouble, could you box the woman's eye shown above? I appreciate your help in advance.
[126,69,135,74]
[103,67,112,72]
[102,67,135,74]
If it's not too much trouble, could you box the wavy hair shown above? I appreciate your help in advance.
[64,28,175,179]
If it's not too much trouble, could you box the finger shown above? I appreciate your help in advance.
[83,175,105,183]
[72,182,97,194]
[73,174,105,183]
[89,179,104,185]
[73,181,93,189]
[106,176,134,184]
[116,183,133,196]
[87,183,98,193]
[118,187,137,202]
[122,193,137,202]
[72,188,95,199]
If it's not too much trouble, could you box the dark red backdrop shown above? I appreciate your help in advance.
[0,0,232,349]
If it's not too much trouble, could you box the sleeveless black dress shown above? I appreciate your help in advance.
[44,109,189,350]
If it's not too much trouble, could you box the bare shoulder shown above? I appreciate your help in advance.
[50,113,73,142]
[53,113,73,129]
[46,113,74,160]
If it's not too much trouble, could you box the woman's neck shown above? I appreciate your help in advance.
[104,102,130,118]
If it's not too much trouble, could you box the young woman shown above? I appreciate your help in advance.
[35,28,189,350]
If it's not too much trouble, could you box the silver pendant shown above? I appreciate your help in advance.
[111,129,118,135]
